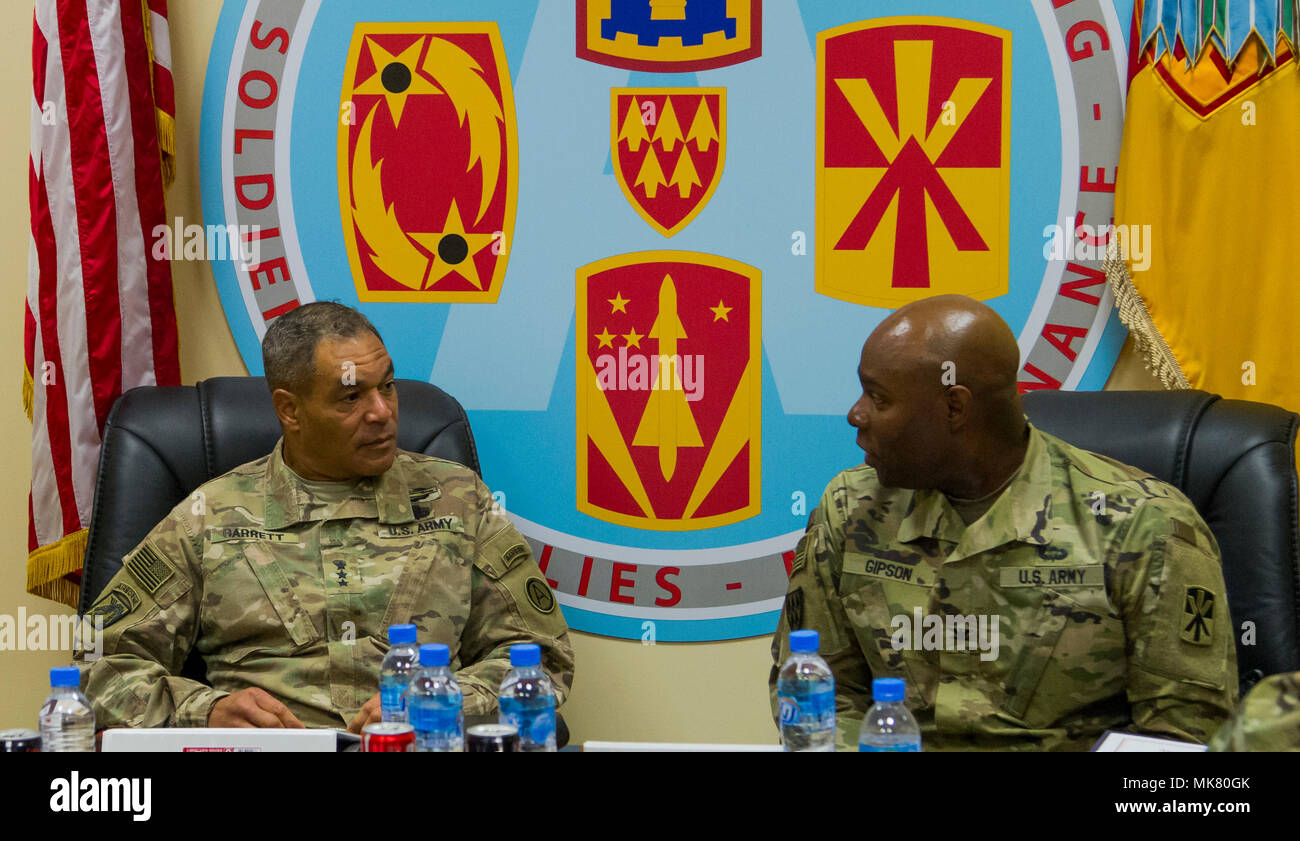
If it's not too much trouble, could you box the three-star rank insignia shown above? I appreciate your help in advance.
[338,24,518,302]
[612,88,725,237]
[577,0,762,71]
[1182,586,1216,646]
[576,252,760,530]
[816,18,1010,308]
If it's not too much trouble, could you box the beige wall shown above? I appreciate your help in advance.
[0,0,1162,740]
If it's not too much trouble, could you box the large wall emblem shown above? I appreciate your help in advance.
[203,0,1134,641]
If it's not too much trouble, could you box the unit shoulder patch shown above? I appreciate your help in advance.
[85,583,142,628]
[525,577,556,614]
[1181,585,1216,646]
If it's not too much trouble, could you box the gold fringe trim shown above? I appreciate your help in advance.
[141,0,175,190]
[22,363,33,422]
[156,108,175,189]
[27,529,87,610]
[1103,239,1190,390]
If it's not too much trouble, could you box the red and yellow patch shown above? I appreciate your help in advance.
[611,88,726,237]
[816,17,1010,307]
[338,24,517,302]
[576,252,761,530]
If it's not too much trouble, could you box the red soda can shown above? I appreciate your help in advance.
[361,722,414,752]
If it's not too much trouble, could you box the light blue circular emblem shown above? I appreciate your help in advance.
[201,0,1134,641]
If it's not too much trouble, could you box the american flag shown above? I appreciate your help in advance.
[26,0,179,608]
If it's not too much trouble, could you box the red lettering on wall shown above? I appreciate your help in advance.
[1060,262,1106,306]
[239,70,277,109]
[1080,166,1117,193]
[1066,19,1110,61]
[536,545,559,589]
[249,21,290,54]
[1018,363,1062,394]
[654,567,681,607]
[234,128,273,154]
[243,226,282,243]
[610,562,637,604]
[261,300,299,320]
[235,174,275,210]
[577,556,594,597]
[247,257,290,291]
[1042,322,1089,361]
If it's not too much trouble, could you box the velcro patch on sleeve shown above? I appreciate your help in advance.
[1180,585,1216,646]
[474,526,525,579]
[1170,518,1197,546]
[123,542,175,596]
[1134,536,1229,690]
[502,543,531,572]
[525,577,556,614]
[85,583,142,628]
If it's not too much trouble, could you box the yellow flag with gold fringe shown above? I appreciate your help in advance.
[1111,0,1300,411]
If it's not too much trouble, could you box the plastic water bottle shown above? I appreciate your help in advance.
[498,643,556,752]
[39,667,94,752]
[858,677,921,752]
[408,644,463,752]
[379,624,419,723]
[777,629,836,751]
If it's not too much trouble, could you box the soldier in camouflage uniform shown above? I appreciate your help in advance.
[771,295,1237,750]
[76,302,573,731]
[1209,671,1300,751]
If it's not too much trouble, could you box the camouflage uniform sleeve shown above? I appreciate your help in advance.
[1114,499,1238,743]
[1207,671,1300,752]
[75,504,228,728]
[769,474,873,750]
[456,479,574,717]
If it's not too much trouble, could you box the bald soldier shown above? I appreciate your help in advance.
[771,295,1237,750]
[77,302,573,732]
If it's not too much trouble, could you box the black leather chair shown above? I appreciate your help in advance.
[73,376,577,745]
[1022,389,1300,691]
[78,377,479,611]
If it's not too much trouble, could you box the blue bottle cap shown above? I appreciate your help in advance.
[510,643,541,667]
[387,624,417,645]
[789,630,820,653]
[50,667,80,688]
[419,643,450,667]
[873,677,905,703]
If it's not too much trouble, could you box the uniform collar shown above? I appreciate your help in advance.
[263,439,415,529]
[894,423,1053,556]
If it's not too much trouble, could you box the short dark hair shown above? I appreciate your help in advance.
[261,301,383,394]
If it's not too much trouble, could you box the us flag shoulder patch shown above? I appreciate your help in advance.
[123,542,175,596]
